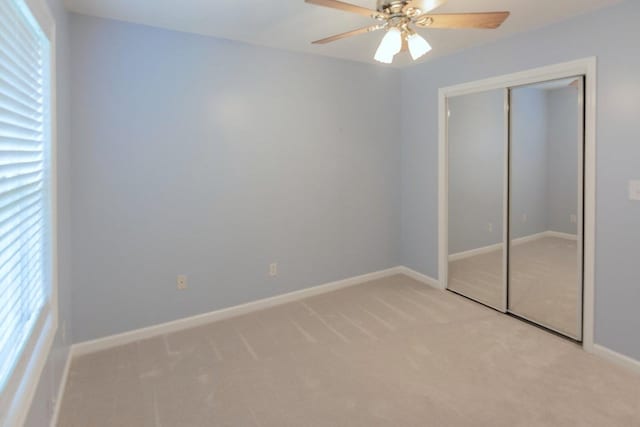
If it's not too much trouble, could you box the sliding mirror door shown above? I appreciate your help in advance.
[508,78,584,340]
[447,89,507,311]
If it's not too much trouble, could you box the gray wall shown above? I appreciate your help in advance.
[546,87,579,235]
[69,14,402,342]
[400,0,640,360]
[510,88,549,239]
[447,90,505,254]
[24,0,73,425]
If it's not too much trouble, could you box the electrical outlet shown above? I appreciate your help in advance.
[570,214,577,224]
[522,213,528,223]
[269,263,277,277]
[487,223,493,232]
[177,275,188,290]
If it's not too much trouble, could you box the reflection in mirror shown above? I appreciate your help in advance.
[447,89,506,310]
[509,78,583,339]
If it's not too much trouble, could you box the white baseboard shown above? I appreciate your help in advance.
[72,267,405,357]
[591,344,640,375]
[61,264,640,407]
[396,266,443,290]
[50,350,72,427]
[449,230,578,261]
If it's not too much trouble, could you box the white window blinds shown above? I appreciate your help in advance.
[0,0,51,391]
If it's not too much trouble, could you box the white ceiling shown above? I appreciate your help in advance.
[63,0,622,67]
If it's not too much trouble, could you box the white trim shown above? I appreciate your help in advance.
[438,57,597,353]
[49,350,71,427]
[396,266,441,289]
[63,266,640,384]
[438,59,597,99]
[72,267,405,356]
[25,0,55,39]
[1,1,59,426]
[575,75,586,341]
[501,88,509,311]
[592,345,640,375]
[581,57,597,353]
[438,87,449,292]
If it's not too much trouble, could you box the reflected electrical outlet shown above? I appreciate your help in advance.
[177,275,188,290]
[628,180,640,201]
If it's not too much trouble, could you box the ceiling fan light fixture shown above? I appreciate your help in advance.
[305,0,511,65]
[407,32,432,60]
[374,27,402,64]
[374,51,394,64]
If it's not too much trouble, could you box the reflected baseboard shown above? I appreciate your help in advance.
[449,230,578,261]
[448,242,503,262]
[545,230,578,241]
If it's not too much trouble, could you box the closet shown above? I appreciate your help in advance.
[445,77,585,341]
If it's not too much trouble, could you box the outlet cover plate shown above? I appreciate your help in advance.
[177,275,188,290]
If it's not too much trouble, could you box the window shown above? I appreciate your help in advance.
[0,0,55,423]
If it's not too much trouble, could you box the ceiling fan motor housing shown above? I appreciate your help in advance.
[376,1,423,30]
[377,0,420,16]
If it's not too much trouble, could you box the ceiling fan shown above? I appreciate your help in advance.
[305,0,510,64]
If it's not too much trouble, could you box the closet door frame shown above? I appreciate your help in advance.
[437,58,597,351]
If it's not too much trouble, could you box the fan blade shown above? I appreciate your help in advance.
[415,12,510,29]
[311,25,383,44]
[305,0,386,19]
[405,0,448,14]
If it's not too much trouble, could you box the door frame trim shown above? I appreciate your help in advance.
[437,57,597,351]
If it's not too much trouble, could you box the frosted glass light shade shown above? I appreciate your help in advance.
[407,33,432,60]
[374,27,402,64]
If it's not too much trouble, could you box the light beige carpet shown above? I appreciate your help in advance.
[58,274,640,426]
[510,237,580,338]
[448,246,505,309]
[449,236,580,338]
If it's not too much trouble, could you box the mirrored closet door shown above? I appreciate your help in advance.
[447,89,508,312]
[445,77,584,341]
[509,78,584,340]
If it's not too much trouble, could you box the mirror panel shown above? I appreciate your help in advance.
[447,89,506,311]
[508,78,583,340]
